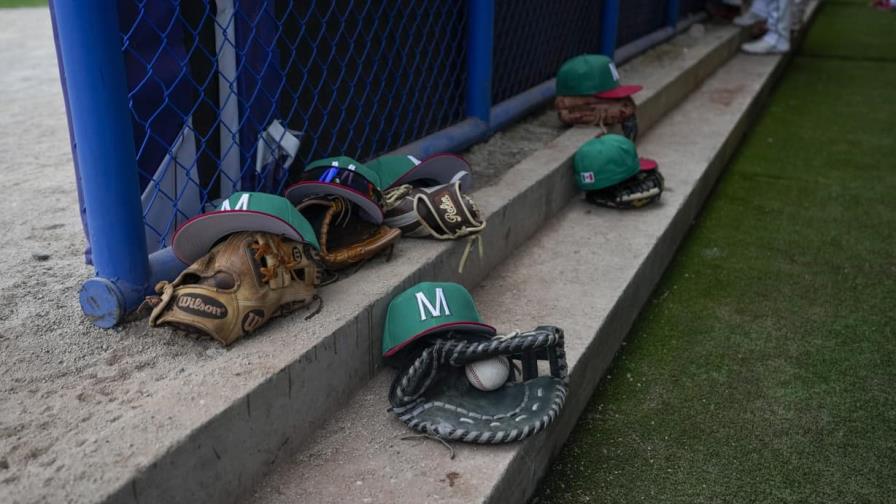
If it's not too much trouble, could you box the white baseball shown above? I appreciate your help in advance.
[465,356,510,392]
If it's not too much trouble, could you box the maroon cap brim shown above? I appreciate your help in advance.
[172,210,307,264]
[393,153,473,192]
[595,84,643,99]
[382,321,496,358]
[639,158,659,171]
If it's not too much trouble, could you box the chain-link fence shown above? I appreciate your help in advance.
[618,0,670,46]
[119,0,468,252]
[51,0,706,325]
[492,0,604,104]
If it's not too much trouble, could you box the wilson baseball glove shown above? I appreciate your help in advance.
[586,169,665,209]
[388,326,569,444]
[555,95,639,141]
[383,181,486,240]
[148,231,322,346]
[297,196,401,271]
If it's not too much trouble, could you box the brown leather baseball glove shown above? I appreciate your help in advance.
[383,181,485,240]
[148,231,322,346]
[297,196,401,271]
[555,95,639,141]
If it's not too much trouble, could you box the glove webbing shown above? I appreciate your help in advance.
[390,328,567,408]
[402,385,568,444]
[616,171,663,202]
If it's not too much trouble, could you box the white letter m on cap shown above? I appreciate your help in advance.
[416,288,451,321]
[220,193,250,211]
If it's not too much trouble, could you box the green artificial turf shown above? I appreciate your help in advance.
[534,5,896,504]
[0,0,46,7]
[803,2,896,61]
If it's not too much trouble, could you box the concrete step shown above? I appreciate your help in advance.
[246,25,812,503]
[6,23,750,504]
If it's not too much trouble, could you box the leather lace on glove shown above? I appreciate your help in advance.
[383,181,485,240]
[297,196,401,271]
[555,95,639,141]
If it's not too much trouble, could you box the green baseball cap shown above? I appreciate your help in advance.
[367,153,473,191]
[574,134,659,191]
[556,54,642,98]
[284,156,385,223]
[172,192,319,264]
[382,281,496,357]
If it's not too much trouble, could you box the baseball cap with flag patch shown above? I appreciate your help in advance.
[574,134,658,191]
[382,281,496,358]
[172,192,319,264]
[284,156,385,223]
[556,54,642,98]
[367,153,473,191]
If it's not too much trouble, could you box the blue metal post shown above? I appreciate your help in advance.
[52,1,150,327]
[465,0,495,125]
[666,0,681,28]
[600,0,621,57]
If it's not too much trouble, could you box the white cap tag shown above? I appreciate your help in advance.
[609,62,620,82]
[581,172,595,184]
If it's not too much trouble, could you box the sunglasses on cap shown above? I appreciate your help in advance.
[299,165,382,202]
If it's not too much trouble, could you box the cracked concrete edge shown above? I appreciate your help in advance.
[98,25,750,504]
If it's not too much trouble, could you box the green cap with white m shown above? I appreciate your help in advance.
[172,191,319,264]
[556,54,642,98]
[382,282,496,357]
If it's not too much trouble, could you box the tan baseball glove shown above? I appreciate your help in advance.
[555,95,639,141]
[383,181,486,240]
[148,231,322,346]
[297,196,401,271]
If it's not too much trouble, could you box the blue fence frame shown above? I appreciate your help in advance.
[50,0,706,327]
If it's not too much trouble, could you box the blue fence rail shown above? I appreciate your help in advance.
[50,0,707,327]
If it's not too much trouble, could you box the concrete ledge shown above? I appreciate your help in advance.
[99,24,747,504]
[248,4,820,502]
[2,23,748,504]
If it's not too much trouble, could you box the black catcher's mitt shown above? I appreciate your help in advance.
[388,326,569,444]
[586,169,664,209]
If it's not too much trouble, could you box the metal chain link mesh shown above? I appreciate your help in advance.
[492,0,604,104]
[618,0,670,47]
[120,0,466,251]
[116,0,697,252]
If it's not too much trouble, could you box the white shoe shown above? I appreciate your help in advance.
[741,37,790,55]
[733,11,765,26]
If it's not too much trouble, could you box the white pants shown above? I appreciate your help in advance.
[749,0,792,46]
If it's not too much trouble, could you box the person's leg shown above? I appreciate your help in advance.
[734,0,769,26]
[751,0,770,18]
[742,0,792,53]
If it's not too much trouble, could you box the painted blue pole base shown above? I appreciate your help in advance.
[79,246,189,328]
[79,277,126,328]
